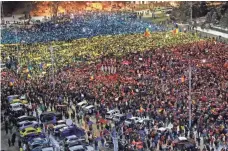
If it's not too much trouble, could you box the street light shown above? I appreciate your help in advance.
[49,46,55,89]
[188,59,192,129]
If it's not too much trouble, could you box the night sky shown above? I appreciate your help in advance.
[2,1,26,15]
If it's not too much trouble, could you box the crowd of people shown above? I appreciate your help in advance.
[1,32,200,75]
[1,11,228,151]
[1,12,168,44]
[2,37,228,151]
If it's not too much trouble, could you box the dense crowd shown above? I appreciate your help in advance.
[1,10,228,151]
[2,38,228,150]
[1,12,167,44]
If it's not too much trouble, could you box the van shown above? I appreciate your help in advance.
[105,109,120,120]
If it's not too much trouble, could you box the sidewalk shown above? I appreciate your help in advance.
[196,27,228,39]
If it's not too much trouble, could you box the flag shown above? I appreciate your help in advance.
[144,28,151,37]
[180,76,185,83]
[176,28,179,34]
[9,79,15,86]
[90,75,94,81]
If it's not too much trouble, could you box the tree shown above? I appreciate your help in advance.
[211,11,218,24]
[205,11,213,23]
[220,10,228,28]
[171,2,191,23]
[49,1,61,23]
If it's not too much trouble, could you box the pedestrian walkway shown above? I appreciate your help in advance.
[196,27,228,38]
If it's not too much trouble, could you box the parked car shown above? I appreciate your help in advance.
[20,127,42,137]
[59,125,85,138]
[18,120,39,130]
[83,144,94,151]
[77,100,88,107]
[64,135,78,144]
[17,116,37,123]
[22,133,46,143]
[40,112,62,123]
[105,109,120,120]
[10,99,28,106]
[9,103,24,111]
[30,143,43,151]
[124,117,141,126]
[112,114,126,123]
[68,145,85,151]
[173,137,196,150]
[83,105,95,114]
[56,120,66,125]
[7,95,19,102]
[54,124,67,136]
[42,147,54,151]
[28,137,49,147]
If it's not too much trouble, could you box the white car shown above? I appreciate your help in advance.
[53,124,67,134]
[84,144,94,151]
[77,100,88,107]
[18,120,39,130]
[68,145,84,151]
[42,147,54,151]
[105,109,120,120]
[0,63,6,71]
[124,117,141,126]
[65,135,78,144]
[9,103,24,111]
[83,105,95,114]
[137,117,153,124]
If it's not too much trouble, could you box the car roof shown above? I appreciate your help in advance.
[18,115,29,119]
[10,103,23,106]
[68,145,84,150]
[66,135,77,139]
[42,147,54,151]
[158,127,167,131]
[57,120,65,123]
[54,124,66,129]
[107,109,119,113]
[24,127,36,131]
[129,117,138,119]
[19,120,33,124]
[31,137,45,141]
[78,100,87,104]
[178,137,188,141]
[114,113,124,117]
[85,105,94,109]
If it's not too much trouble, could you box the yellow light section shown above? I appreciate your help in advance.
[91,3,103,10]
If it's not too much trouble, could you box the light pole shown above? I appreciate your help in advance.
[49,46,55,89]
[190,1,193,24]
[188,59,192,129]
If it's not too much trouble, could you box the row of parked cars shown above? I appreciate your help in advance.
[7,94,91,151]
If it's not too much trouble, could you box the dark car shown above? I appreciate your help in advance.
[173,137,196,150]
[17,116,37,123]
[40,112,62,123]
[113,114,126,124]
[59,125,85,138]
